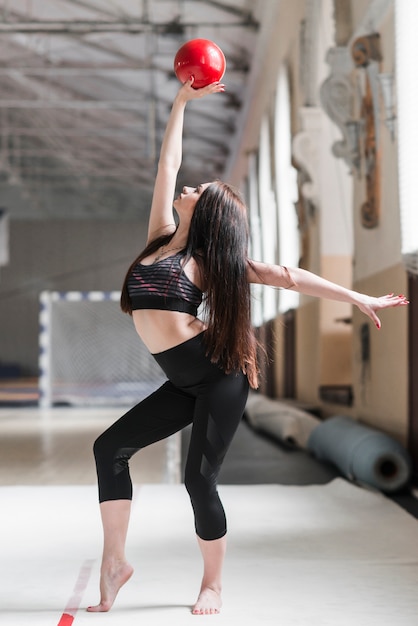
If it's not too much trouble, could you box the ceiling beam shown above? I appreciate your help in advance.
[8,164,149,181]
[0,20,256,34]
[0,127,143,136]
[6,148,152,159]
[0,100,146,109]
[0,67,150,74]
[59,0,125,21]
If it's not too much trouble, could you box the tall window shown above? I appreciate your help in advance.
[258,115,278,320]
[273,64,299,313]
[396,0,418,274]
[247,152,263,327]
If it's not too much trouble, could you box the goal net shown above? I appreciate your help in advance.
[38,290,167,408]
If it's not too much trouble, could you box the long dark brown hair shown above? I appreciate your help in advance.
[120,181,260,388]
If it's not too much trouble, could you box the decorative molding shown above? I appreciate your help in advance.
[352,33,382,146]
[319,33,383,228]
[359,76,380,228]
[292,107,322,269]
[351,33,382,67]
[351,34,382,229]
[319,46,357,171]
[292,107,322,207]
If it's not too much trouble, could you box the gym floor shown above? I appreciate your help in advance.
[1,404,418,626]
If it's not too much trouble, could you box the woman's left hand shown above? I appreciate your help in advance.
[176,77,225,102]
[356,293,409,329]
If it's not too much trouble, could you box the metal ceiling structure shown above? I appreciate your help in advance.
[0,0,261,219]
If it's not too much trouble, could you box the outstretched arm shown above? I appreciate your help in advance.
[146,78,225,244]
[247,260,409,329]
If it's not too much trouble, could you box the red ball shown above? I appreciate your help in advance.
[174,39,226,89]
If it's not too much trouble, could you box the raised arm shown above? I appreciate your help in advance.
[247,260,408,329]
[147,77,225,244]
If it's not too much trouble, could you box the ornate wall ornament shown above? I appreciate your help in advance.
[351,33,382,67]
[292,107,321,208]
[351,33,382,229]
[319,46,358,172]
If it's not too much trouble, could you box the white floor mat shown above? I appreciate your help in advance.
[1,479,418,626]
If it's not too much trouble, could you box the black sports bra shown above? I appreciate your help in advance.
[127,252,203,316]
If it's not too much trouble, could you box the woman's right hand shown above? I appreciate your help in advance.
[176,76,225,102]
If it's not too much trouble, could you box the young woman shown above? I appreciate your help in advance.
[87,78,408,616]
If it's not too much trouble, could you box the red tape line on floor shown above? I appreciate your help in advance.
[57,559,95,626]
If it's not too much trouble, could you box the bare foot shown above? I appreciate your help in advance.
[192,587,222,615]
[86,561,133,612]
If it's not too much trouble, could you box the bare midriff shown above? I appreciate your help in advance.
[132,309,206,354]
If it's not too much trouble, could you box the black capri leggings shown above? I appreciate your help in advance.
[93,332,249,541]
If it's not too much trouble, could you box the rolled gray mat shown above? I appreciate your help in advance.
[245,393,321,449]
[307,415,412,493]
